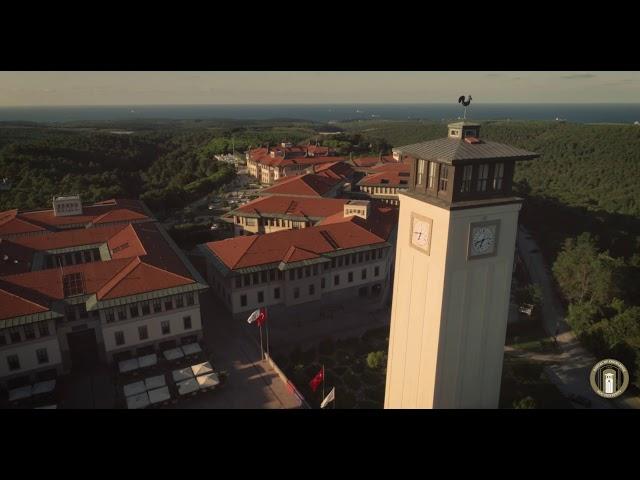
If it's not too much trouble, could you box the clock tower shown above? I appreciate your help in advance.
[384,121,539,408]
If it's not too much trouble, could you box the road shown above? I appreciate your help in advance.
[516,226,640,409]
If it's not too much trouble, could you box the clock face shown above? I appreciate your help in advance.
[410,214,432,254]
[468,221,500,259]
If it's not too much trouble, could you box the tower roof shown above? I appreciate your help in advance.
[395,137,538,165]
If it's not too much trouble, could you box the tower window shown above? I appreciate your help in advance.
[461,165,473,193]
[438,165,449,192]
[428,162,437,189]
[492,162,504,190]
[477,164,489,192]
[416,159,426,185]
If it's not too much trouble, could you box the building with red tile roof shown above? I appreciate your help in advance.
[356,162,411,206]
[226,196,350,236]
[197,202,398,317]
[246,142,348,185]
[259,173,344,198]
[0,197,208,389]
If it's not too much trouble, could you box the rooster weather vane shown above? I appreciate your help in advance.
[458,95,472,120]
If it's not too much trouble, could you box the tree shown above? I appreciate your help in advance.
[552,233,623,307]
[566,302,600,335]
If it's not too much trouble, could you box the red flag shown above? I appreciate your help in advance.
[309,367,324,392]
[256,307,267,327]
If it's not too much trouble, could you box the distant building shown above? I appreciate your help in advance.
[246,142,347,185]
[0,196,208,389]
[197,203,398,319]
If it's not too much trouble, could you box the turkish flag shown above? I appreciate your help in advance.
[256,307,267,327]
[309,367,324,392]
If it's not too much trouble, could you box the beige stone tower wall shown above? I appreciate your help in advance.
[384,193,521,409]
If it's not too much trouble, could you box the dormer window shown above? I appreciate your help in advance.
[464,129,477,138]
[438,165,449,192]
[416,159,426,185]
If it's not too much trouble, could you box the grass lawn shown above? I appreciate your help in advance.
[505,319,560,354]
[275,327,390,409]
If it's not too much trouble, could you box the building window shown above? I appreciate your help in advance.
[334,275,340,286]
[130,304,139,318]
[428,161,437,189]
[36,348,49,364]
[0,334,5,346]
[240,295,247,307]
[161,321,170,335]
[492,162,504,190]
[153,299,162,313]
[345,256,350,266]
[338,257,343,267]
[309,284,315,295]
[138,325,149,341]
[321,278,326,289]
[164,299,174,311]
[115,331,125,346]
[24,324,36,340]
[439,165,449,192]
[461,165,473,193]
[348,272,354,283]
[270,270,276,281]
[331,258,336,268]
[245,275,251,286]
[417,159,426,185]
[141,302,150,316]
[257,291,264,303]
[294,287,300,299]
[305,267,310,277]
[186,293,195,306]
[362,269,367,280]
[183,316,192,330]
[477,163,489,192]
[175,296,184,309]
[374,266,380,277]
[274,287,281,299]
[252,273,259,284]
[365,252,370,261]
[38,323,50,337]
[313,265,318,275]
[7,355,20,371]
[358,252,364,263]
[10,331,21,343]
[117,307,127,321]
[289,270,295,281]
[297,269,303,280]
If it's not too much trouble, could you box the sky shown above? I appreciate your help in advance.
[0,71,638,106]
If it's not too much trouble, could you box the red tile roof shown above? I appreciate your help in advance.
[232,196,348,219]
[351,155,396,168]
[313,161,354,180]
[357,163,411,188]
[0,198,150,236]
[0,286,50,321]
[204,206,397,271]
[0,205,200,322]
[261,174,342,197]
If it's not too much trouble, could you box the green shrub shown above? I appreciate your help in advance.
[366,350,388,370]
[513,396,537,409]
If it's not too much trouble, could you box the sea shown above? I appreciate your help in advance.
[0,104,639,124]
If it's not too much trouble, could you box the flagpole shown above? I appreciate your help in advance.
[259,324,264,361]
[265,309,270,357]
[321,365,324,405]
